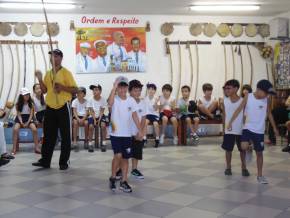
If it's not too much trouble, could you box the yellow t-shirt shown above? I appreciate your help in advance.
[44,67,77,109]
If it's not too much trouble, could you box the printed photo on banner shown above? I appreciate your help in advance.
[76,27,146,73]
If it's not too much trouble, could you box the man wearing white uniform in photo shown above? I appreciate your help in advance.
[93,40,110,73]
[128,37,146,72]
[76,42,94,73]
[0,100,14,167]
[107,31,128,62]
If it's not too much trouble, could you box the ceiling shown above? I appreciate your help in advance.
[1,0,290,16]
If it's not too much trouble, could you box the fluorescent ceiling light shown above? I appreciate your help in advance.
[193,1,260,6]
[190,5,260,11]
[0,2,80,10]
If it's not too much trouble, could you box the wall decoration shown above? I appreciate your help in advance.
[245,24,258,37]
[274,42,290,89]
[161,22,174,36]
[217,23,230,38]
[0,22,12,36]
[203,23,217,37]
[30,23,45,37]
[75,27,147,73]
[14,22,28,37]
[231,24,243,38]
[189,23,202,36]
[259,24,270,38]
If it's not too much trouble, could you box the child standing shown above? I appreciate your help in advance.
[144,83,160,148]
[72,87,89,151]
[177,85,199,144]
[198,83,219,120]
[159,84,178,145]
[108,76,142,193]
[33,84,46,125]
[12,87,40,155]
[221,80,250,177]
[228,80,279,184]
[129,80,147,179]
[87,84,107,152]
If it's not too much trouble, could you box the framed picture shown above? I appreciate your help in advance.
[76,27,146,73]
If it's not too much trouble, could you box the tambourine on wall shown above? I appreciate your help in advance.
[0,22,60,37]
[160,22,270,38]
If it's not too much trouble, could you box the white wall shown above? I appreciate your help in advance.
[0,13,272,104]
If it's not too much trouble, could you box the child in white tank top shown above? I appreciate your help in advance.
[221,80,249,177]
[228,80,278,184]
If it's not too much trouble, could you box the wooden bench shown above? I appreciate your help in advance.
[179,119,223,145]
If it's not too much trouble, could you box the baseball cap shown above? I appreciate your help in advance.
[257,79,276,95]
[129,79,143,91]
[94,40,107,48]
[48,49,63,57]
[115,76,129,86]
[89,84,102,91]
[77,86,86,95]
[20,87,30,96]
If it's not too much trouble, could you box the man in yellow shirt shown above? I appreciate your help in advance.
[32,49,78,170]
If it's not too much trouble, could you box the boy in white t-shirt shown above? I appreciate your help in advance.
[72,87,89,151]
[198,83,219,120]
[158,84,178,145]
[144,83,160,148]
[108,76,142,193]
[177,85,200,145]
[87,84,108,152]
[129,80,147,179]
[221,80,249,177]
[228,80,279,184]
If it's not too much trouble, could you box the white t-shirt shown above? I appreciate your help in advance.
[33,96,46,112]
[144,96,159,117]
[20,104,32,115]
[244,93,268,134]
[72,98,88,117]
[159,95,175,112]
[0,100,4,123]
[224,97,244,135]
[199,96,216,109]
[110,96,138,137]
[87,97,107,118]
[131,99,147,136]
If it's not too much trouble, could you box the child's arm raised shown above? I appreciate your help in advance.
[227,95,248,131]
[107,81,118,107]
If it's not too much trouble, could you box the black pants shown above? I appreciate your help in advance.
[268,106,288,144]
[40,103,71,166]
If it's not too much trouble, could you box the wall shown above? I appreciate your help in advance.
[0,13,273,105]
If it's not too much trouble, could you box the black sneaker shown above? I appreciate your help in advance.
[0,158,10,167]
[116,169,122,180]
[88,145,94,153]
[120,181,132,193]
[154,139,159,148]
[101,145,106,152]
[1,153,15,160]
[242,169,250,177]
[32,160,50,168]
[282,145,290,153]
[191,134,199,146]
[59,164,69,170]
[131,169,144,179]
[224,168,232,176]
[84,141,89,150]
[109,177,116,191]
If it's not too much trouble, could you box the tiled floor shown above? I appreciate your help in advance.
[1,138,290,218]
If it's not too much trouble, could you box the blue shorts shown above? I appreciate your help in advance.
[241,129,264,152]
[88,116,108,126]
[222,134,242,152]
[110,136,132,159]
[146,114,159,123]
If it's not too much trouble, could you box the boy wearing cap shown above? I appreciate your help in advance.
[93,40,110,73]
[87,84,108,152]
[76,42,94,73]
[144,83,160,148]
[221,80,249,177]
[72,87,89,152]
[108,76,142,193]
[228,79,279,184]
[129,80,147,179]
